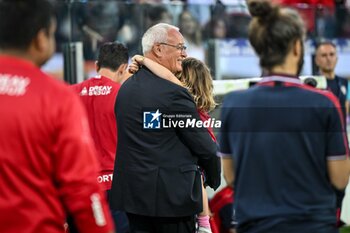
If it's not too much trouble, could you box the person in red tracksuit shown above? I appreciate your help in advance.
[0,1,115,233]
[71,42,131,233]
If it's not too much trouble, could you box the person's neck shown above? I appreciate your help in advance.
[145,53,175,74]
[270,64,297,77]
[0,49,38,66]
[145,53,161,66]
[320,70,335,80]
[98,68,117,82]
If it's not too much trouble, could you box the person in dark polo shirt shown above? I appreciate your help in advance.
[315,41,348,122]
[315,41,349,227]
[218,1,350,233]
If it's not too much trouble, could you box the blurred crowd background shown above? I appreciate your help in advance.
[44,0,350,81]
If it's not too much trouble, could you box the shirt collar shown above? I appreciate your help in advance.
[260,73,302,85]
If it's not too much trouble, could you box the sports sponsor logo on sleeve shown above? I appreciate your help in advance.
[90,193,106,226]
[80,87,88,96]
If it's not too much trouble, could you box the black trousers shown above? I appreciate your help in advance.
[126,213,196,233]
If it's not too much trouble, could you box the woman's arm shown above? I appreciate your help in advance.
[131,55,183,86]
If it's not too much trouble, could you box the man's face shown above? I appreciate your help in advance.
[315,44,338,74]
[159,29,187,74]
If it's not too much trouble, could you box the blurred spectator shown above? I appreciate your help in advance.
[203,17,228,40]
[144,4,173,29]
[204,0,250,39]
[73,1,123,60]
[185,0,212,27]
[338,13,350,37]
[226,12,251,38]
[178,9,205,61]
[117,21,140,55]
[211,0,227,19]
[55,2,70,51]
[335,0,350,37]
[117,4,144,55]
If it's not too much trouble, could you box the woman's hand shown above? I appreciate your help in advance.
[128,62,139,74]
[132,55,145,65]
[128,55,145,74]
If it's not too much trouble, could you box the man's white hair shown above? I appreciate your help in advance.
[142,23,179,54]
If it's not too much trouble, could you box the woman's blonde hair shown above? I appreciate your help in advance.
[179,57,217,112]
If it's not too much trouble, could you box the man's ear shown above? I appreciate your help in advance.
[314,54,320,67]
[115,63,129,83]
[118,63,128,75]
[33,28,48,53]
[27,28,49,65]
[314,48,321,67]
[152,44,162,57]
[95,61,100,72]
[335,52,338,65]
[293,39,302,57]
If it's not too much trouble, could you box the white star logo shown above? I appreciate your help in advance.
[150,109,162,122]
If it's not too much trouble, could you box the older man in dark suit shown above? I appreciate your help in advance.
[110,23,220,233]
